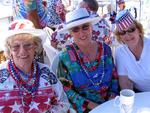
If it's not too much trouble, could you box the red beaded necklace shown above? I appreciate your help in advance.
[72,42,103,71]
[71,42,105,86]
[8,60,40,106]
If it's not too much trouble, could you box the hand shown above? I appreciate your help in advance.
[103,14,107,18]
[51,40,58,49]
[87,101,98,110]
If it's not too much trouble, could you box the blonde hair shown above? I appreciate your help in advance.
[4,33,43,59]
[114,20,144,44]
[107,4,114,13]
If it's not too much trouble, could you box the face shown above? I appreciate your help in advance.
[118,3,125,10]
[9,34,36,68]
[118,25,141,46]
[69,23,93,44]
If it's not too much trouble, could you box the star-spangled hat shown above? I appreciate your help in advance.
[115,10,135,31]
[0,19,47,50]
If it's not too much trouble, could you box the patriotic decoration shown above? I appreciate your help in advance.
[0,62,70,113]
[115,10,135,31]
[0,88,57,113]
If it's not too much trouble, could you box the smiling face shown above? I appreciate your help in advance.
[119,24,141,46]
[69,23,93,45]
[8,34,36,69]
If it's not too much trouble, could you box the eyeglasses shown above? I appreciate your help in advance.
[118,27,136,36]
[10,43,34,51]
[70,24,90,33]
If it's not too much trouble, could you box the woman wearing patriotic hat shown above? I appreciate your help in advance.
[0,19,70,113]
[115,10,150,92]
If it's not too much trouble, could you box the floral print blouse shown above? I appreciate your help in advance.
[57,42,119,113]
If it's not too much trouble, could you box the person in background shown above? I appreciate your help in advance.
[12,0,66,29]
[106,4,117,31]
[0,19,70,112]
[116,0,137,18]
[46,0,66,29]
[114,10,150,92]
[78,0,112,45]
[117,0,126,12]
[57,8,119,113]
[12,0,47,28]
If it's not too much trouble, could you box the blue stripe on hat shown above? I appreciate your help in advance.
[66,16,90,24]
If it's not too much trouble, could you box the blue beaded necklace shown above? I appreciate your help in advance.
[8,59,40,106]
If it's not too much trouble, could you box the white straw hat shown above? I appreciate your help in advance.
[59,8,100,33]
[0,19,47,50]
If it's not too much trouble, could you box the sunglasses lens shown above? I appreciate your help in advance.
[118,31,126,35]
[71,24,90,33]
[82,24,89,30]
[118,27,136,35]
[71,27,80,33]
[127,27,136,33]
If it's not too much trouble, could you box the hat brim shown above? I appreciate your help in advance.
[117,1,125,4]
[59,17,100,33]
[0,29,47,51]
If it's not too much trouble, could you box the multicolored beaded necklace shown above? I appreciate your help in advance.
[71,42,105,86]
[8,59,40,106]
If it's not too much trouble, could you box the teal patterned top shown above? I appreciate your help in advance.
[57,42,119,113]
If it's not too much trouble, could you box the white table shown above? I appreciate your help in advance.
[90,92,150,113]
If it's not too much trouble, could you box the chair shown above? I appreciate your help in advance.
[0,51,6,63]
[43,39,59,66]
[50,53,60,75]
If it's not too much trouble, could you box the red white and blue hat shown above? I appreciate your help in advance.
[0,19,47,50]
[115,10,135,31]
[117,0,125,4]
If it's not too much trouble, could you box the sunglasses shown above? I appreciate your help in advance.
[10,43,34,51]
[70,24,90,33]
[118,27,136,35]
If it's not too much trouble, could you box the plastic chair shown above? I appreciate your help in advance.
[50,53,60,74]
[43,39,59,66]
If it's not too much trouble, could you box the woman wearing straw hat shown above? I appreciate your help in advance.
[57,8,119,113]
[0,19,70,113]
[115,10,150,92]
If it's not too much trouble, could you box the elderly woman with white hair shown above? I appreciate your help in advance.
[57,8,119,113]
[0,19,70,113]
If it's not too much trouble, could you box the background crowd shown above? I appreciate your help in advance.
[0,0,150,113]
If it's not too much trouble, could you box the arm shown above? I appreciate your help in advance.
[24,0,42,28]
[47,80,70,113]
[108,59,119,100]
[105,45,119,99]
[57,60,98,112]
[115,47,133,90]
[27,9,41,28]
[119,76,133,90]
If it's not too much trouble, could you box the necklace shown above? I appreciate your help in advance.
[71,42,105,86]
[8,59,40,106]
